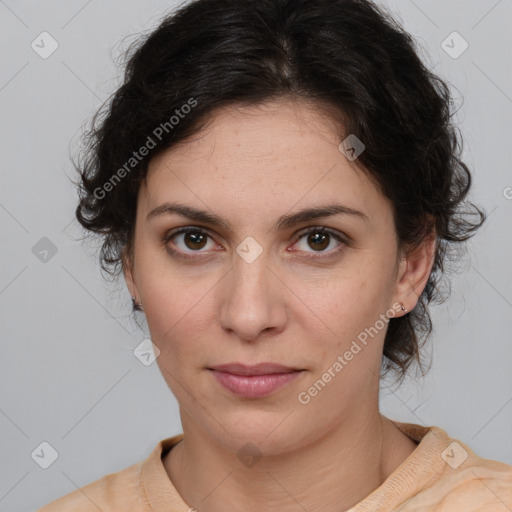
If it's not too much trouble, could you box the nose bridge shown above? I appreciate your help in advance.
[230,246,272,304]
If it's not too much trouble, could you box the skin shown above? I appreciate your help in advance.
[123,98,436,512]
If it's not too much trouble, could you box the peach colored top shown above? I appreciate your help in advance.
[38,421,512,511]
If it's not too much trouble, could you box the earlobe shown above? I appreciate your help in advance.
[395,234,436,313]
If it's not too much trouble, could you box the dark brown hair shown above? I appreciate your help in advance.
[73,0,485,384]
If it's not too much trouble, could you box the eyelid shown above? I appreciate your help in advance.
[162,226,218,253]
[294,225,349,244]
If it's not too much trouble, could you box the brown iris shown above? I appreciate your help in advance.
[307,231,330,251]
[184,231,208,250]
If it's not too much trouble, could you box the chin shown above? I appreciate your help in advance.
[203,408,316,457]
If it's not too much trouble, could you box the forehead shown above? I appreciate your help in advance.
[140,99,391,226]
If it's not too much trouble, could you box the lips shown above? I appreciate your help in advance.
[209,362,300,376]
[208,363,304,398]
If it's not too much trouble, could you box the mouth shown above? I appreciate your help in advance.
[209,362,301,375]
[207,362,304,398]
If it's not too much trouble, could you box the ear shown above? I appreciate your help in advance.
[394,231,437,312]
[122,247,139,301]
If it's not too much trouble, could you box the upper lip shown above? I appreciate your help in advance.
[209,363,301,376]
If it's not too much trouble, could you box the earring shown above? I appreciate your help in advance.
[400,302,408,314]
[131,296,143,310]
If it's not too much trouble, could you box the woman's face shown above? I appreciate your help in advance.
[125,99,423,454]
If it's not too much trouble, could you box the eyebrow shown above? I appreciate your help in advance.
[146,201,368,231]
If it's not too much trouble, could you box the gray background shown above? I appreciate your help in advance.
[0,1,511,510]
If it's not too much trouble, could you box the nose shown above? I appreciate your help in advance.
[218,251,288,342]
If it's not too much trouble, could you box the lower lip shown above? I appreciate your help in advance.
[210,370,302,398]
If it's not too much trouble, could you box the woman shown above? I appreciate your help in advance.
[39,0,512,510]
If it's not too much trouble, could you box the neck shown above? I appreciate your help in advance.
[164,409,416,512]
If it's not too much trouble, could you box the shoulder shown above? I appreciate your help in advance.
[37,458,145,511]
[404,426,512,511]
[36,435,183,512]
[426,452,512,511]
[360,421,512,512]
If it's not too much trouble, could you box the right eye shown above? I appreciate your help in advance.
[162,226,220,259]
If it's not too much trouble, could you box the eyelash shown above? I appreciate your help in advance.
[162,226,349,261]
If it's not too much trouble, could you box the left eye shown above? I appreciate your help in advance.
[293,227,345,254]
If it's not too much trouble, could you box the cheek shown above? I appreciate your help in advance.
[134,233,211,332]
[143,283,211,346]
[314,257,392,312]
[135,265,212,356]
[305,260,396,352]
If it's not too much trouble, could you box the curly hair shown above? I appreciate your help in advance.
[73,0,485,384]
